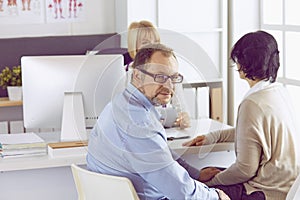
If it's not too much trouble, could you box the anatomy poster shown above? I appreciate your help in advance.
[46,0,85,23]
[0,0,44,24]
[0,0,85,24]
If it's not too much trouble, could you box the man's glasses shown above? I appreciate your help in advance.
[137,68,183,83]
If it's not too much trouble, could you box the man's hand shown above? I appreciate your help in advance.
[199,167,221,182]
[182,135,206,146]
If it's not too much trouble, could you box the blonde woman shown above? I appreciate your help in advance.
[125,20,160,71]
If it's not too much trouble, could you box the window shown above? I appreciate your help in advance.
[261,0,300,122]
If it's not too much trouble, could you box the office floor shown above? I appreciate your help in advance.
[0,166,78,200]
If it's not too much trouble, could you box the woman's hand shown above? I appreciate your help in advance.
[173,111,190,129]
[182,135,206,146]
[198,167,221,182]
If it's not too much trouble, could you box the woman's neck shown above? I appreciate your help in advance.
[246,78,261,88]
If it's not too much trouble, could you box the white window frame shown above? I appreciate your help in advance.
[260,0,300,87]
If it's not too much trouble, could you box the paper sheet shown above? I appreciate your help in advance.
[0,132,44,145]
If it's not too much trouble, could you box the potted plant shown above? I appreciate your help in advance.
[0,65,22,101]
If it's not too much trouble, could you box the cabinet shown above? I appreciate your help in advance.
[0,98,24,133]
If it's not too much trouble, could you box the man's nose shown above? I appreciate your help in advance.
[162,78,174,89]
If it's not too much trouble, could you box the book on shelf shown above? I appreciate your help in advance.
[47,140,88,158]
[0,132,47,158]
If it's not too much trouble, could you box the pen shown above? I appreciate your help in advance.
[167,136,190,141]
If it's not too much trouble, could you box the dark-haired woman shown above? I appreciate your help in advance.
[183,31,299,200]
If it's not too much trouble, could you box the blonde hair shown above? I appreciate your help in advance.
[127,20,160,59]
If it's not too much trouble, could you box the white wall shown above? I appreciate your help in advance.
[0,0,260,125]
[0,0,115,38]
[231,0,260,124]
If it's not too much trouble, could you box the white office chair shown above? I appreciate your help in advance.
[71,164,140,200]
[286,173,300,200]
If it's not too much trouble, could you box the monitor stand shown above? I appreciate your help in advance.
[61,92,87,141]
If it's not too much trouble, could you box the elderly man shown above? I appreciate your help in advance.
[87,43,229,200]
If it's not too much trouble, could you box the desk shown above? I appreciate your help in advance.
[0,119,235,200]
[0,132,86,200]
[167,118,235,170]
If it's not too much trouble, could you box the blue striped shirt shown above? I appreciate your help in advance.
[87,83,219,200]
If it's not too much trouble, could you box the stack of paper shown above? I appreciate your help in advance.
[48,140,88,158]
[0,133,47,158]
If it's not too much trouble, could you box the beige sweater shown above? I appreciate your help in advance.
[204,83,299,200]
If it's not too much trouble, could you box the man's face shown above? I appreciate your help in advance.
[135,51,179,106]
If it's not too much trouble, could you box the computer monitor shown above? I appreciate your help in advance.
[22,54,125,141]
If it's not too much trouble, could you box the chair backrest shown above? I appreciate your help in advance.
[286,173,300,200]
[71,164,140,200]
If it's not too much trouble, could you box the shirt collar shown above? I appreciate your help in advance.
[126,83,157,113]
[123,83,164,138]
[243,80,272,99]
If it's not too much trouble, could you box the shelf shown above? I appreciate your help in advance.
[0,97,23,107]
[182,80,223,122]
